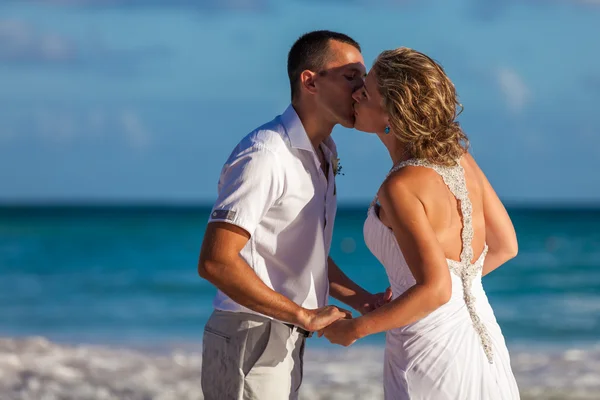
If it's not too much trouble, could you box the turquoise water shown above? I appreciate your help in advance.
[1,205,599,349]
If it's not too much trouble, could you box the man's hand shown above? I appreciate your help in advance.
[357,287,393,315]
[298,305,352,332]
[319,319,360,347]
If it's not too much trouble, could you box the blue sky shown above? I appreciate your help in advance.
[0,0,599,205]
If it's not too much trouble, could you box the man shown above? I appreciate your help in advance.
[198,30,391,400]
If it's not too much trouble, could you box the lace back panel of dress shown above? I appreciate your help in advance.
[371,158,494,364]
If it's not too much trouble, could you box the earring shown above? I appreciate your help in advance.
[384,126,390,134]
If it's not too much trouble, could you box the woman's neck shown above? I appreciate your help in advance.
[381,133,412,166]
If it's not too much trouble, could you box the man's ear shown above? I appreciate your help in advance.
[300,70,318,95]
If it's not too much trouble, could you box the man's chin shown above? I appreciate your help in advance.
[338,116,356,129]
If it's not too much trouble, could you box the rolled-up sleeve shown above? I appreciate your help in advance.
[208,146,283,236]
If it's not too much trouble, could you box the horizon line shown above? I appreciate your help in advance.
[0,199,599,210]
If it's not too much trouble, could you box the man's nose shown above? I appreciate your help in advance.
[353,79,365,92]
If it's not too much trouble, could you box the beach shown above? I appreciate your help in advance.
[1,336,599,399]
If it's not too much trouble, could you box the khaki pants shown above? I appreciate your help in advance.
[201,310,306,400]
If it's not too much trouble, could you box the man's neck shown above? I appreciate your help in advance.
[291,101,334,150]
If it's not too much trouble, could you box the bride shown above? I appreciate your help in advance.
[321,48,521,399]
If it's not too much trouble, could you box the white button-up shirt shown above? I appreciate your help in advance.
[208,104,338,317]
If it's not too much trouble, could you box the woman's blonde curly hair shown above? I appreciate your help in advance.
[373,47,469,166]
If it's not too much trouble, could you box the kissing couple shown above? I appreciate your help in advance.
[198,30,520,400]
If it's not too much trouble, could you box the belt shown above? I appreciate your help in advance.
[284,323,312,338]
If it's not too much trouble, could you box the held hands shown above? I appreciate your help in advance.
[357,287,393,315]
[318,318,360,347]
[318,287,393,347]
[299,288,392,346]
[299,305,352,332]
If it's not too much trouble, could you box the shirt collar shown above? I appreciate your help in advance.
[322,135,337,159]
[280,104,338,158]
[280,104,312,152]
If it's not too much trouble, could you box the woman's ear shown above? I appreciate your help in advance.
[384,116,391,133]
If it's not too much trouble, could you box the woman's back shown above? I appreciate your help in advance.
[376,153,513,275]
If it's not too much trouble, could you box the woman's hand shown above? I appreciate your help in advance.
[319,318,361,347]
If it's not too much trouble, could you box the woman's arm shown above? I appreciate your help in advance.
[322,173,453,345]
[467,154,518,276]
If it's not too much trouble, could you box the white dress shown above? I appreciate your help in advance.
[363,158,520,400]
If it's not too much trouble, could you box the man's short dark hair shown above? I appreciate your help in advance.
[287,30,361,100]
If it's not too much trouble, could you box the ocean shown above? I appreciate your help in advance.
[0,205,599,399]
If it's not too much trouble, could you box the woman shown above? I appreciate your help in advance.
[321,48,520,399]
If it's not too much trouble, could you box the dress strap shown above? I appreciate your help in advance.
[392,158,474,265]
[369,158,420,209]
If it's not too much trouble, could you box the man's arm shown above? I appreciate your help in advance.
[199,222,348,331]
[328,256,392,315]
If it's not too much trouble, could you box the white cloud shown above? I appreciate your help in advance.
[496,67,531,114]
[571,0,600,5]
[2,106,153,150]
[0,19,29,44]
[521,130,550,153]
[0,19,76,63]
[87,109,107,137]
[120,110,151,150]
[0,0,270,11]
[34,109,77,142]
[0,18,169,75]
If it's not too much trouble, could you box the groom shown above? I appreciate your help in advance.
[198,30,391,399]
